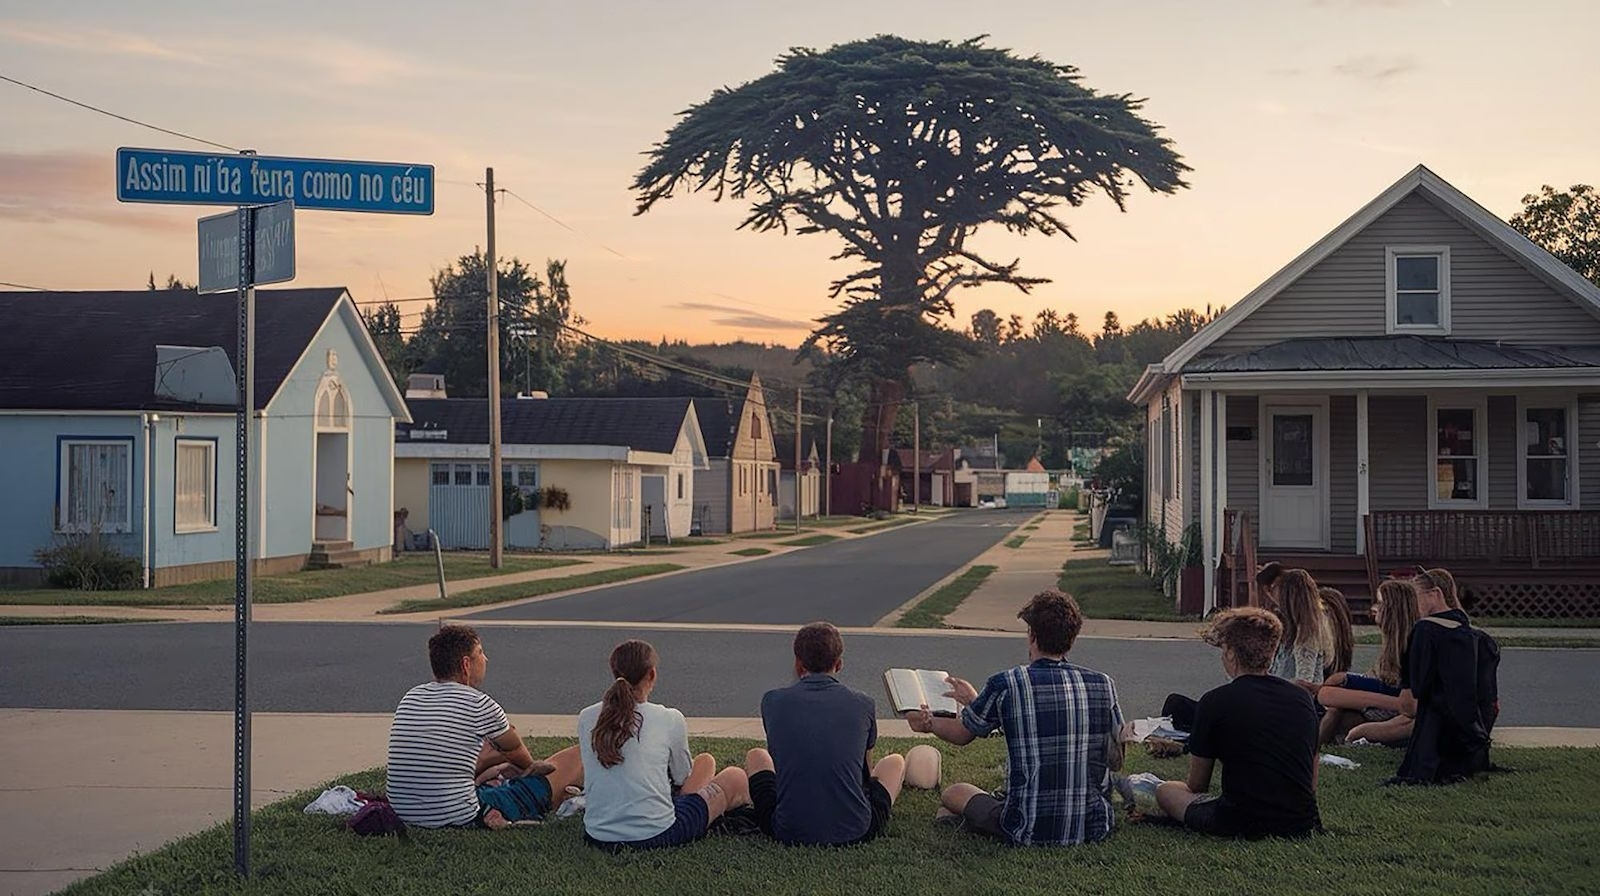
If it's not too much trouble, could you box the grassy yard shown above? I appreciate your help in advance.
[1057,559,1190,622]
[59,737,1598,896]
[731,547,772,557]
[1071,517,1092,543]
[1004,535,1029,549]
[895,565,998,628]
[776,534,841,547]
[1355,631,1599,650]
[0,554,583,607]
[380,564,683,614]
[0,615,164,625]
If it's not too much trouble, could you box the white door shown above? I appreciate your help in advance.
[1260,403,1328,549]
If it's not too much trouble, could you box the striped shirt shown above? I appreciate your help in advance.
[960,658,1123,846]
[385,681,510,828]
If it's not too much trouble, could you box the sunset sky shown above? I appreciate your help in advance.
[2,0,1596,343]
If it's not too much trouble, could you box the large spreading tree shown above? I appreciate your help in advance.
[632,35,1188,464]
[1511,183,1599,287]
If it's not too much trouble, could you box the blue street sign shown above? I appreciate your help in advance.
[198,200,296,294]
[117,147,434,214]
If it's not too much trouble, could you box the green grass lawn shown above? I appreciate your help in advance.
[380,564,683,614]
[1354,631,1599,650]
[59,737,1598,896]
[1004,535,1029,549]
[1071,518,1092,543]
[776,534,841,547]
[1474,616,1600,628]
[1058,560,1191,622]
[847,517,921,534]
[0,615,165,625]
[896,565,998,628]
[1024,524,1040,531]
[731,547,772,557]
[0,554,583,607]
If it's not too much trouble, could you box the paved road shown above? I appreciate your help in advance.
[466,510,1035,626]
[2,621,1594,727]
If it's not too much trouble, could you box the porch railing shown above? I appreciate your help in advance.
[1368,510,1600,567]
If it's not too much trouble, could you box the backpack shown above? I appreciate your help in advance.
[347,799,407,837]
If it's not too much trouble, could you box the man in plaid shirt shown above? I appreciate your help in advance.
[906,590,1125,845]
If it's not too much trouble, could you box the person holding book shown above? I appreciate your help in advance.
[745,622,906,845]
[1152,607,1322,839]
[578,639,751,851]
[905,590,1125,846]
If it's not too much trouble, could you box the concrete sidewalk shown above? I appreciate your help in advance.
[919,509,1083,632]
[4,708,1597,896]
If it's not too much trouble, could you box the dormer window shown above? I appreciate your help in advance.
[1386,245,1450,334]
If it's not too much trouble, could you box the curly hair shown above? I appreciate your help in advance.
[1203,607,1282,673]
[1017,590,1085,655]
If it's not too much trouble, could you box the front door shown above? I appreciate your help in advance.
[1260,403,1327,549]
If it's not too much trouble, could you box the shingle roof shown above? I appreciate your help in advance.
[773,426,819,469]
[0,288,344,411]
[401,397,692,453]
[1183,336,1600,374]
[691,397,742,458]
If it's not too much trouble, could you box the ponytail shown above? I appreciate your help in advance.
[592,639,656,769]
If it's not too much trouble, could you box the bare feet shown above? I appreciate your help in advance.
[482,808,509,830]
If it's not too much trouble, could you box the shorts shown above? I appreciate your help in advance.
[748,769,894,845]
[1183,795,1318,840]
[959,792,1008,840]
[1341,673,1401,698]
[475,774,552,825]
[585,793,710,852]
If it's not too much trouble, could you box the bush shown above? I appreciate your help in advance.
[33,532,142,590]
[1059,486,1081,509]
[540,486,571,512]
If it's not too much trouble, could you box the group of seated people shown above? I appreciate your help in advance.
[384,568,1500,849]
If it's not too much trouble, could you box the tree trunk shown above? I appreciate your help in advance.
[857,377,904,464]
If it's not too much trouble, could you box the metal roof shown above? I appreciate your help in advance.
[1183,336,1600,374]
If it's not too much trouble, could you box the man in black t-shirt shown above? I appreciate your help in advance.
[1154,607,1321,839]
[745,622,906,845]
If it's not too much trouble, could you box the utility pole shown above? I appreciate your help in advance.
[794,387,803,532]
[912,400,921,513]
[824,415,833,517]
[485,167,504,568]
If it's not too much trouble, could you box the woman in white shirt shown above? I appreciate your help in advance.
[578,639,750,851]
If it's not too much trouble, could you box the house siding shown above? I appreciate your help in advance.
[1202,193,1600,357]
[394,458,430,532]
[1368,396,1429,510]
[1581,396,1600,510]
[1487,396,1518,510]
[0,415,146,576]
[695,459,732,535]
[1225,396,1260,524]
[1330,396,1357,552]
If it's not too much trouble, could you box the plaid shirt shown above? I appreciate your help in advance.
[960,658,1123,845]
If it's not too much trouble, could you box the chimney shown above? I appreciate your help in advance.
[406,373,446,399]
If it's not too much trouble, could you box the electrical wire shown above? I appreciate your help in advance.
[0,280,51,291]
[0,73,239,152]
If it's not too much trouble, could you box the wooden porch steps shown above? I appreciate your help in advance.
[306,541,370,571]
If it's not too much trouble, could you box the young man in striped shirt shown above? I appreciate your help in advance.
[386,625,583,828]
[906,590,1125,845]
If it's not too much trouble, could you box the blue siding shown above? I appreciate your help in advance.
[153,417,237,568]
[0,415,143,568]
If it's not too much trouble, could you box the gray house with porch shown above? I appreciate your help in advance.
[1129,165,1600,618]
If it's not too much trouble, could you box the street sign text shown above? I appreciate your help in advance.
[198,201,296,294]
[118,147,435,214]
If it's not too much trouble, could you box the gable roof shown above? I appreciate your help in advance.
[401,397,695,453]
[774,426,820,468]
[0,288,344,411]
[692,397,741,457]
[1137,165,1600,401]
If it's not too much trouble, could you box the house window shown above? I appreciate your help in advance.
[475,464,492,487]
[1159,400,1173,502]
[752,412,762,440]
[1429,400,1486,508]
[515,465,538,489]
[174,439,216,531]
[59,439,133,532]
[1387,246,1451,334]
[431,463,450,486]
[453,465,474,486]
[676,474,684,500]
[1520,403,1576,506]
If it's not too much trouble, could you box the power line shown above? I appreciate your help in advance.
[0,73,239,152]
[0,280,51,291]
[501,188,628,259]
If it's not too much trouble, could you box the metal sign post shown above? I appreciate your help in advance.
[116,145,433,878]
[232,198,255,877]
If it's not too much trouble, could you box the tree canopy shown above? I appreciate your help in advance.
[1511,183,1599,286]
[632,34,1189,461]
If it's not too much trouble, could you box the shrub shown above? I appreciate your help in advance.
[33,532,142,590]
[541,486,571,512]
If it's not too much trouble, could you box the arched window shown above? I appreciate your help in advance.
[316,379,350,429]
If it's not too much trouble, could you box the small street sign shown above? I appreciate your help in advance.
[117,147,434,214]
[198,200,295,294]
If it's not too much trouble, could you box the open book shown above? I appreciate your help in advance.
[883,668,961,718]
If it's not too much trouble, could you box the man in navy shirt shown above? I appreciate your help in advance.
[746,622,906,844]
